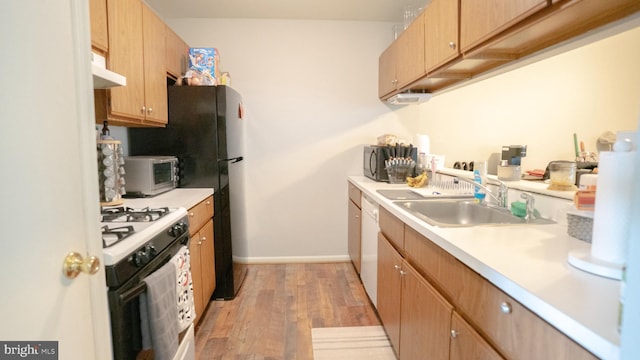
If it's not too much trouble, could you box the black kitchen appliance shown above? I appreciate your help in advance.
[128,85,247,300]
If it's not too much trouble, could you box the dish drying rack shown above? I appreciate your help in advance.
[412,173,475,197]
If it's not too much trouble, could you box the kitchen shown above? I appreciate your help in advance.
[1,0,640,359]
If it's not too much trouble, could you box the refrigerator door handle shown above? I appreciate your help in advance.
[222,156,243,163]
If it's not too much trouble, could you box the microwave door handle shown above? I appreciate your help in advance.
[369,151,376,176]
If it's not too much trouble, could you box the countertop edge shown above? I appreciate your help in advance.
[119,188,215,210]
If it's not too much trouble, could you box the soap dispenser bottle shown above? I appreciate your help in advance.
[473,161,487,203]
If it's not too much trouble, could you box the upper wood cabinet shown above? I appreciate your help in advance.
[378,41,398,98]
[89,0,109,53]
[424,0,460,73]
[379,0,640,98]
[142,4,168,124]
[166,26,189,79]
[396,11,426,89]
[460,0,548,53]
[96,0,167,126]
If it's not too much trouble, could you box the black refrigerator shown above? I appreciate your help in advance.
[128,85,247,300]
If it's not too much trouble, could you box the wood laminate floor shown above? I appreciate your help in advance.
[194,262,381,360]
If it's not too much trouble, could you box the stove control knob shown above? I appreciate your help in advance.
[133,244,156,267]
[169,222,187,237]
[146,244,157,256]
[134,250,150,267]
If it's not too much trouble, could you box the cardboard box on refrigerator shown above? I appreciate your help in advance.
[187,48,220,85]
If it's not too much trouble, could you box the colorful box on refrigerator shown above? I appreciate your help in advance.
[187,48,219,85]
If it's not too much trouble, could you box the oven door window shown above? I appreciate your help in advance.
[153,162,172,185]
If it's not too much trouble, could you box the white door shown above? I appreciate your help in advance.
[0,1,112,359]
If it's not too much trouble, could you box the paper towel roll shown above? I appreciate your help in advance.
[415,134,430,155]
[591,151,636,263]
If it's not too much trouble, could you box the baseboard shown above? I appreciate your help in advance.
[233,255,351,264]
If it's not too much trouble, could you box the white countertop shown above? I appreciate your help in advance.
[121,188,214,210]
[348,175,620,360]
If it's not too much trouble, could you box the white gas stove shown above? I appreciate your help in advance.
[100,206,188,266]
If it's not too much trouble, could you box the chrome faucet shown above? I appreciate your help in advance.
[520,192,536,222]
[449,174,509,208]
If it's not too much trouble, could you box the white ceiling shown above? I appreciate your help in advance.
[144,0,428,22]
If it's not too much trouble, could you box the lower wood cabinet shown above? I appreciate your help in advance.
[450,311,503,360]
[378,233,501,359]
[377,233,403,354]
[377,208,596,359]
[348,181,362,274]
[187,196,215,325]
[400,259,452,360]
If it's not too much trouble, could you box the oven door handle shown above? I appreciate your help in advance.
[119,282,147,304]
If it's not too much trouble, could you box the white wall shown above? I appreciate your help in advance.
[168,18,640,262]
[414,25,640,171]
[169,19,414,261]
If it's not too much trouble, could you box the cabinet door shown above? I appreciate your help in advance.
[457,265,597,359]
[377,234,402,356]
[107,0,145,121]
[396,11,425,88]
[142,4,167,124]
[450,311,504,360]
[189,232,204,321]
[424,0,460,73]
[166,26,188,79]
[378,42,398,98]
[199,219,216,306]
[89,0,108,52]
[400,261,453,360]
[460,0,548,52]
[348,199,361,274]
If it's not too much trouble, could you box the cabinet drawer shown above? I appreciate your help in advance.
[379,207,404,253]
[456,266,597,360]
[188,196,214,236]
[404,226,464,302]
[348,181,361,208]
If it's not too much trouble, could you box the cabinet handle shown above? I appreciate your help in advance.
[449,41,456,50]
[147,107,153,114]
[500,301,512,314]
[201,236,206,242]
[141,106,146,115]
[399,270,407,276]
[189,212,195,217]
[206,200,211,205]
[394,264,401,270]
[450,330,458,339]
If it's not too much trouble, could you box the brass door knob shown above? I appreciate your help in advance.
[63,252,100,279]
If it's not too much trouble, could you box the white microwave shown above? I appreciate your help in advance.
[123,156,179,197]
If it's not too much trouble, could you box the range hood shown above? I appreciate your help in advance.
[387,92,432,105]
[92,52,126,89]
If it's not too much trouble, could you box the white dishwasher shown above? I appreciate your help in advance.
[360,193,379,307]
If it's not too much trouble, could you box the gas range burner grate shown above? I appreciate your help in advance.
[102,225,135,248]
[101,206,171,223]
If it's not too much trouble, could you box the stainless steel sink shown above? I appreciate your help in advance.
[394,199,555,227]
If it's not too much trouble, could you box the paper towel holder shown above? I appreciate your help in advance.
[567,250,623,280]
